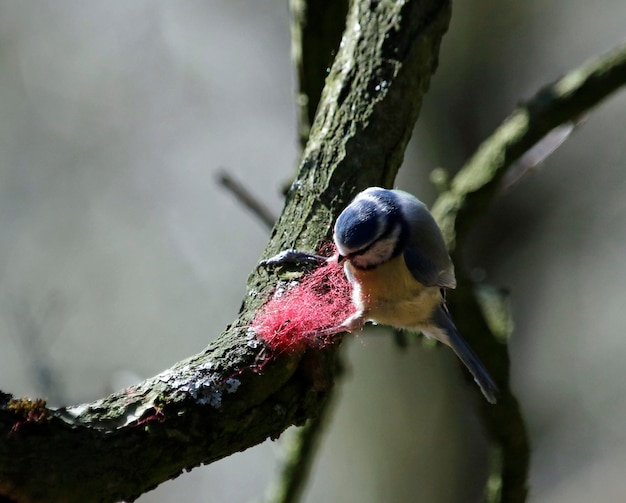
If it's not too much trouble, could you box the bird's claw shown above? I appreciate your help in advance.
[259,249,330,268]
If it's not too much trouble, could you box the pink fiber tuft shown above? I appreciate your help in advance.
[252,250,355,354]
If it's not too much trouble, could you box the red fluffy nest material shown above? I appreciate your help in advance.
[252,254,355,354]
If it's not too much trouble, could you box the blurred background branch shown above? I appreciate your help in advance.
[433,42,626,248]
[289,0,349,150]
[216,169,278,229]
[433,40,626,503]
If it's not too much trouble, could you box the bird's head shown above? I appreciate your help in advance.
[333,187,407,269]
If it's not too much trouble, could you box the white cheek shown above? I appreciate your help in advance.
[354,238,394,268]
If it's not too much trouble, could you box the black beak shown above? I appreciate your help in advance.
[337,254,346,264]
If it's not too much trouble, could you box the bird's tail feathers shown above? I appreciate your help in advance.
[431,306,499,404]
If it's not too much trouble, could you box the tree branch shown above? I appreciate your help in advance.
[263,388,336,503]
[431,41,626,503]
[289,0,349,149]
[433,42,626,247]
[0,1,452,501]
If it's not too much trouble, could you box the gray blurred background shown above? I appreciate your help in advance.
[0,1,624,502]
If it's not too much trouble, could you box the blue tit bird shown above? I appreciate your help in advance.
[332,187,498,404]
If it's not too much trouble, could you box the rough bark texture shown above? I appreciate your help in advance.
[0,1,452,501]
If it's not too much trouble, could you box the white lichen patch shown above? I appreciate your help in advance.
[246,328,260,348]
[224,378,241,394]
[177,371,241,409]
[200,361,213,371]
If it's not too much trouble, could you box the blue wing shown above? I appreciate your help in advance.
[403,246,443,287]
[391,190,456,288]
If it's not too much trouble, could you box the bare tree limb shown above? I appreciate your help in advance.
[263,386,337,503]
[0,1,452,501]
[289,0,349,149]
[432,41,626,503]
[433,42,626,247]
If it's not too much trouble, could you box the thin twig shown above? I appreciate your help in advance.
[216,170,277,230]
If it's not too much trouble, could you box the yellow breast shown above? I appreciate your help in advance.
[347,254,441,330]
